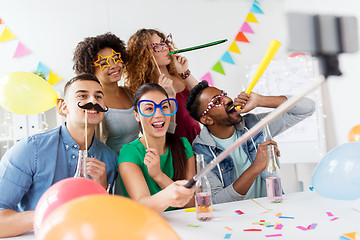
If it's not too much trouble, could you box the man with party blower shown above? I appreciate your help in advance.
[0,73,118,237]
[185,81,315,203]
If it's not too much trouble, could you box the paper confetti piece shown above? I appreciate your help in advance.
[278,216,294,219]
[244,229,262,231]
[225,227,232,231]
[235,210,244,215]
[184,207,196,212]
[307,223,317,230]
[330,217,339,221]
[342,232,356,240]
[296,226,308,231]
[275,213,282,217]
[187,224,200,227]
[326,212,334,217]
[275,224,283,230]
[224,233,232,239]
[265,234,282,237]
[266,225,275,228]
[309,186,314,191]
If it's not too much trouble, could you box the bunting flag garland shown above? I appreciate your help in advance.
[201,72,214,86]
[212,61,225,75]
[221,52,235,64]
[250,4,264,14]
[235,32,250,43]
[13,42,31,58]
[0,27,16,42]
[203,0,263,80]
[228,41,241,54]
[48,71,63,85]
[245,13,259,23]
[240,22,254,34]
[0,17,63,86]
[37,62,51,75]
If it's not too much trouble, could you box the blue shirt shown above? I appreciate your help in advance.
[0,123,118,212]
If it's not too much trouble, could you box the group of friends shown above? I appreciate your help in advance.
[0,29,315,238]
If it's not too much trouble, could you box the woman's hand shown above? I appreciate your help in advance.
[158,74,176,98]
[172,54,189,74]
[144,148,164,181]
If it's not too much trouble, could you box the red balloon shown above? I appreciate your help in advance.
[34,178,107,234]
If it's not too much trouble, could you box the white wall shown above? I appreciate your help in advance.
[0,0,359,193]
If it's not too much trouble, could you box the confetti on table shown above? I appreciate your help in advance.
[307,223,317,230]
[326,212,334,217]
[309,186,314,191]
[224,233,232,239]
[187,224,200,227]
[235,210,244,215]
[253,221,272,226]
[225,227,233,231]
[330,217,339,221]
[341,232,357,240]
[265,234,283,237]
[266,225,275,228]
[249,198,273,211]
[244,229,262,231]
[275,213,282,217]
[278,216,294,219]
[184,207,196,212]
[275,223,283,230]
[296,226,308,231]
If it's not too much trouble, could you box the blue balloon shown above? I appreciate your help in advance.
[312,142,360,200]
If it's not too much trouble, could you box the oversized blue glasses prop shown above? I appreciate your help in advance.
[138,98,177,117]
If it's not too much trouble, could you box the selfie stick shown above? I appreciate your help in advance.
[168,39,228,56]
[237,40,282,109]
[184,75,325,188]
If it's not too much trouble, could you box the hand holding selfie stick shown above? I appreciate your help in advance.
[184,76,326,188]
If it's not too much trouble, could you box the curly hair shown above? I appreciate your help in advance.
[73,32,128,74]
[125,29,179,94]
[185,80,209,122]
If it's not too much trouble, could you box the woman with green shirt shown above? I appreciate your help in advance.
[118,83,195,213]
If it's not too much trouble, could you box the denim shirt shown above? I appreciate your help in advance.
[193,114,264,188]
[0,123,118,212]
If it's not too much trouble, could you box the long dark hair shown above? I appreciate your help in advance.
[134,83,187,181]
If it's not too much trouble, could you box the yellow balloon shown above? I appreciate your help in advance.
[37,195,181,240]
[349,124,360,142]
[0,71,58,115]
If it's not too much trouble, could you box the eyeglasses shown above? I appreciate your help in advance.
[138,98,178,117]
[150,33,173,53]
[202,91,227,116]
[93,49,123,70]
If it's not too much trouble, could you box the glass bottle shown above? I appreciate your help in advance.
[265,144,283,203]
[195,154,213,221]
[74,150,89,178]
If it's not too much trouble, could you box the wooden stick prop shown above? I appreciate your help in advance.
[168,39,228,56]
[140,116,149,149]
[184,75,325,188]
[237,40,282,109]
[152,55,162,75]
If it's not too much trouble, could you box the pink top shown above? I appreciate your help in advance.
[175,88,201,144]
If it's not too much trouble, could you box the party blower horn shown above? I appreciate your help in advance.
[237,40,282,110]
[168,39,227,56]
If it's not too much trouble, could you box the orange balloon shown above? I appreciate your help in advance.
[348,125,360,142]
[36,195,180,240]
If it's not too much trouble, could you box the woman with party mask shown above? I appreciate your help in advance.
[118,83,195,213]
[125,29,200,144]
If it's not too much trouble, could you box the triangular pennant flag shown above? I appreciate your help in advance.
[254,0,260,5]
[48,71,63,85]
[212,61,225,75]
[235,32,250,43]
[228,41,241,54]
[240,22,254,34]
[13,42,31,58]
[342,232,356,240]
[37,62,51,75]
[221,52,235,64]
[245,13,259,23]
[250,3,264,14]
[0,27,16,42]
[0,18,4,24]
[201,72,214,86]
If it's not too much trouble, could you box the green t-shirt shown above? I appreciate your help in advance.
[118,137,194,210]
